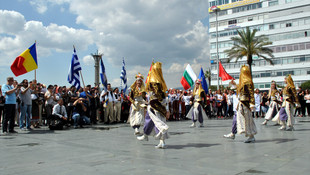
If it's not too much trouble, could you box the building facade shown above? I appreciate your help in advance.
[209,0,310,89]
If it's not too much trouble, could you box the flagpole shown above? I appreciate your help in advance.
[73,45,85,88]
[35,40,37,82]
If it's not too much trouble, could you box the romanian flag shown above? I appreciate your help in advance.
[11,43,38,77]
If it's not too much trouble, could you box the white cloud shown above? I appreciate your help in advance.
[0,10,25,34]
[0,1,210,88]
[82,55,93,66]
[0,10,95,66]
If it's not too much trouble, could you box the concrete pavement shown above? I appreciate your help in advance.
[1,117,310,175]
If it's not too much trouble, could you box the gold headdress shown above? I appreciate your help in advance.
[130,72,145,91]
[237,65,253,95]
[285,74,298,103]
[285,74,295,90]
[193,79,204,96]
[145,62,167,92]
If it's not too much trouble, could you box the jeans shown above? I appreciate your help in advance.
[20,104,32,129]
[72,113,90,127]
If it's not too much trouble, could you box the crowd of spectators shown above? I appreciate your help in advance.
[1,76,310,133]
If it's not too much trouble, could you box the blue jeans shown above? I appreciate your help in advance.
[72,113,90,127]
[20,104,32,129]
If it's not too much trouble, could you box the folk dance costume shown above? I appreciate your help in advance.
[261,81,281,125]
[223,93,239,139]
[186,80,207,128]
[128,73,147,135]
[137,62,169,149]
[272,75,300,131]
[232,65,257,143]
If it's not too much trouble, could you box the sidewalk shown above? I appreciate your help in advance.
[1,117,310,175]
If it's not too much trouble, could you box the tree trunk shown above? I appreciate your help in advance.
[247,55,253,78]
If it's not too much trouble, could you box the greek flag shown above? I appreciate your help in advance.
[100,58,108,91]
[68,48,82,90]
[120,58,127,93]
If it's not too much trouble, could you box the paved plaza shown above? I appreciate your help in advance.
[1,117,310,175]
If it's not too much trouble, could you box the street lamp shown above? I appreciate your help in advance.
[211,5,220,90]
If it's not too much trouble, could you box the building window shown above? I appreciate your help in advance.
[286,23,292,27]
[228,19,237,25]
[248,17,253,21]
[269,24,274,30]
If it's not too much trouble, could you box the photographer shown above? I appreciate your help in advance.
[44,85,57,125]
[72,98,90,129]
[19,79,35,131]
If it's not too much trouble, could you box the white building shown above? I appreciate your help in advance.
[209,0,310,89]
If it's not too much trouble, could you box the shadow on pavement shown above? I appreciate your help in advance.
[166,143,221,150]
[255,138,297,144]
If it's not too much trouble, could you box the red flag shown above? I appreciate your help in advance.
[219,61,234,81]
[145,61,154,84]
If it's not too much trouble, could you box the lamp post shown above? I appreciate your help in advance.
[211,6,220,90]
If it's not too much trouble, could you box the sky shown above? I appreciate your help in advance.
[0,0,210,90]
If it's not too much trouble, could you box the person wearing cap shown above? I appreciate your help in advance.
[186,79,207,128]
[137,62,169,149]
[128,73,146,135]
[272,75,300,131]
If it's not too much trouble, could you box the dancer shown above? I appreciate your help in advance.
[272,75,300,131]
[223,90,239,139]
[186,80,207,128]
[137,62,169,149]
[128,73,146,135]
[261,81,280,125]
[230,65,257,143]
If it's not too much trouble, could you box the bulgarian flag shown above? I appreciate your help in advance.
[11,43,38,77]
[180,64,197,90]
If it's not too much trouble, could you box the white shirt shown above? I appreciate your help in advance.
[100,90,115,103]
[52,104,67,119]
[183,95,191,106]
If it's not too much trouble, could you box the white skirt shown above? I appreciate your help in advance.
[237,102,257,137]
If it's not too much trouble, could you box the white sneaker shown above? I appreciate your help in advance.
[134,128,140,135]
[223,133,235,139]
[261,120,267,125]
[244,137,255,143]
[278,126,286,130]
[190,123,196,128]
[199,123,204,127]
[155,142,167,149]
[137,135,148,141]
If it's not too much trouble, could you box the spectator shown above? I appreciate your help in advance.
[44,85,57,125]
[67,86,79,124]
[254,89,261,119]
[304,89,310,117]
[113,88,122,123]
[0,86,5,127]
[101,83,115,124]
[19,79,35,131]
[1,77,20,134]
[72,98,90,129]
[49,98,68,130]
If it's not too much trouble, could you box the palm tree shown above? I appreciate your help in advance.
[224,27,274,77]
[204,69,211,87]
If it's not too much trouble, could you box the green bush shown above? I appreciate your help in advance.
[301,80,310,90]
